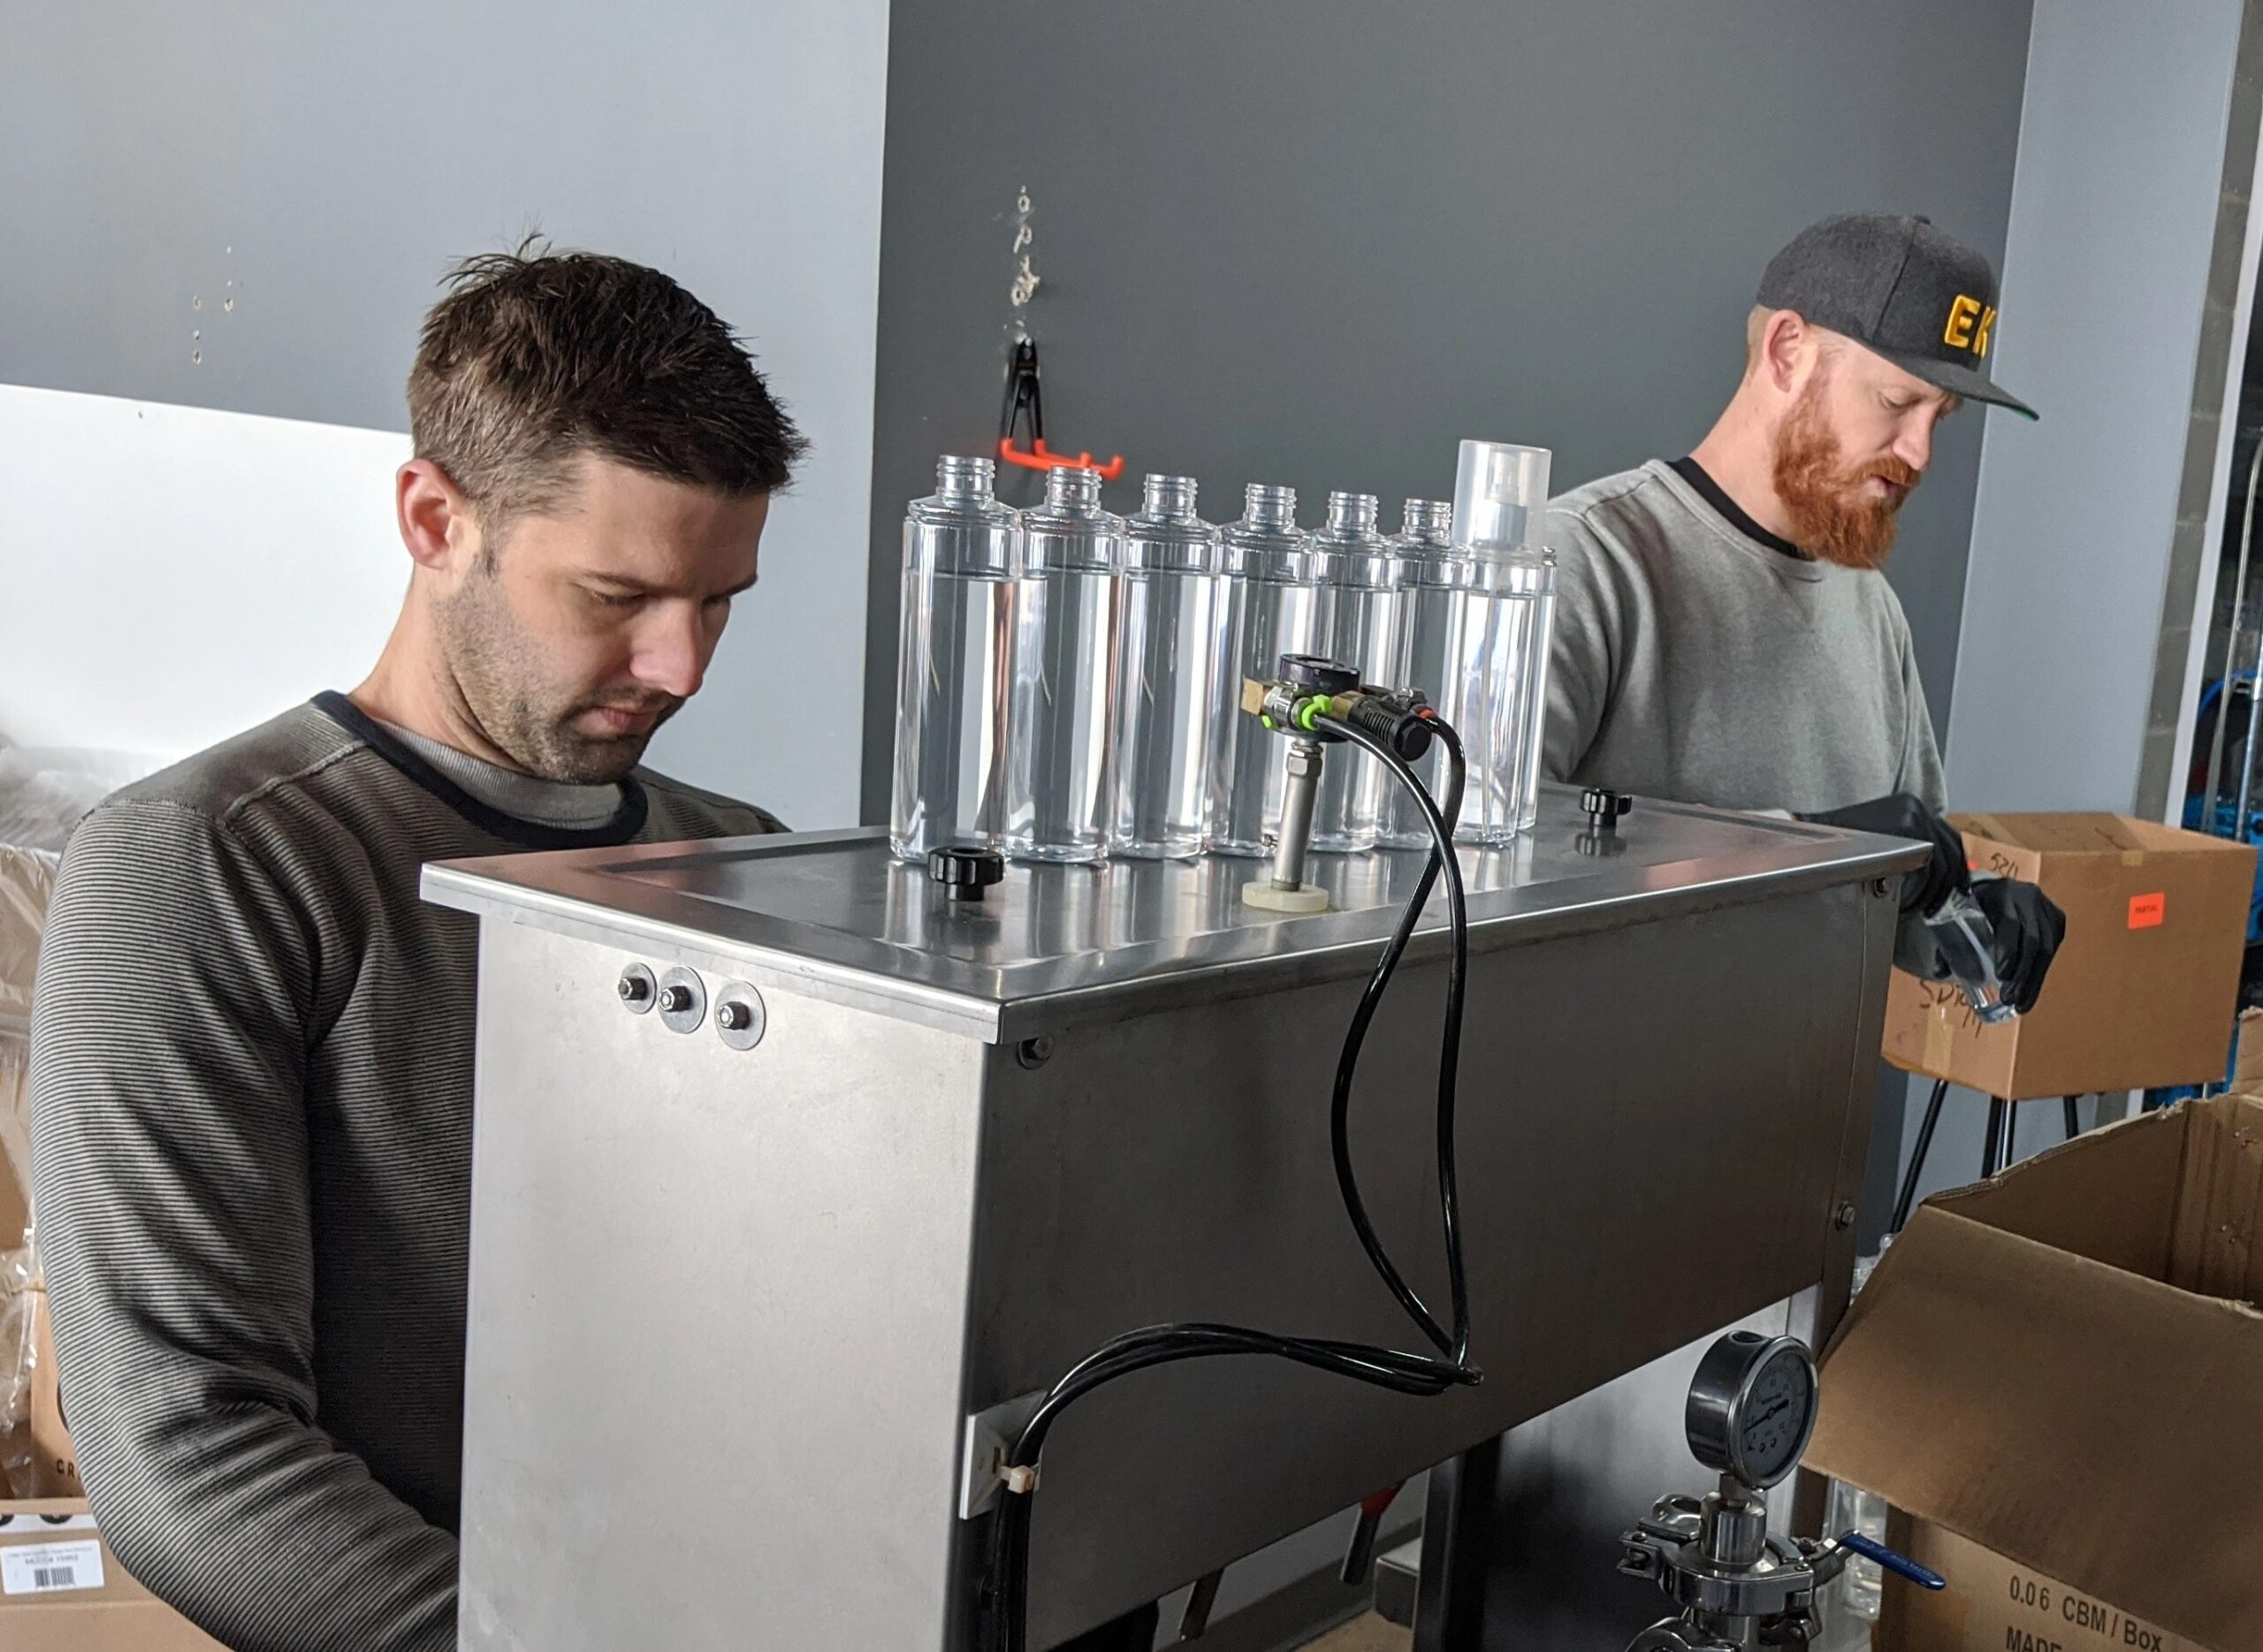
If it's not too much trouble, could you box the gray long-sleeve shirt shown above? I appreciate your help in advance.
[30,695,781,1652]
[1541,458,1946,816]
[1541,459,1947,971]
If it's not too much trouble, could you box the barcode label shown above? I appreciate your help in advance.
[2,1539,105,1595]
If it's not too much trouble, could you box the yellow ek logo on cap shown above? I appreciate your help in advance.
[1944,293,1996,358]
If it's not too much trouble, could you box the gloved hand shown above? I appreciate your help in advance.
[1971,877,2066,1015]
[1800,793,1969,917]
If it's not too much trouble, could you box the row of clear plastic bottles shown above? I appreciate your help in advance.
[888,441,1556,866]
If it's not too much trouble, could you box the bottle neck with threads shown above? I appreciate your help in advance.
[909,453,1017,578]
[1243,483,1296,530]
[1398,499,1453,546]
[1123,474,1216,575]
[1317,491,1399,589]
[1023,464,1120,574]
[1044,465,1104,513]
[935,454,996,504]
[1222,483,1314,582]
[1141,474,1200,521]
[1324,491,1380,537]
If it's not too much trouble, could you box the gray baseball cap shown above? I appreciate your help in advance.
[1757,213,2035,420]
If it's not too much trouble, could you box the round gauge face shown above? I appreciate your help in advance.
[1733,1345,1818,1486]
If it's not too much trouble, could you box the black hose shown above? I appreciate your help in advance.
[1322,716,1471,1363]
[983,712,1479,1652]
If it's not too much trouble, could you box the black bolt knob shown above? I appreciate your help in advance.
[927,843,1006,903]
[659,984,696,1014]
[1581,788,1633,835]
[718,1001,751,1032]
[617,974,651,1005]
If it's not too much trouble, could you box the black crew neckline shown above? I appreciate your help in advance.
[313,691,651,850]
[1668,456,1811,562]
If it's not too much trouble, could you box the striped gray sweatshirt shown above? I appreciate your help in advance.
[29,696,782,1651]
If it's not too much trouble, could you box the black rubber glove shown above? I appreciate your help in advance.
[1800,793,1969,917]
[1971,878,2067,1015]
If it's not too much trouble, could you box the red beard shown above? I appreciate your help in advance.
[1771,378,1921,570]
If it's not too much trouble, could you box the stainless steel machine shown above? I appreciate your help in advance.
[424,790,1917,1649]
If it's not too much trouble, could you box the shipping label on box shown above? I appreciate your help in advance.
[1,1534,104,1596]
[0,1499,226,1649]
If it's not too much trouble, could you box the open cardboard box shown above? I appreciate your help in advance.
[0,1498,224,1650]
[1807,1094,2263,1651]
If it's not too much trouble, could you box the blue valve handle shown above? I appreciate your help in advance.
[1839,1530,1946,1590]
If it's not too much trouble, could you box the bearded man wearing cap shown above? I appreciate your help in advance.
[1543,212,2065,1017]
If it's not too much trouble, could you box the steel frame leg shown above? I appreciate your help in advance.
[1983,1095,2009,1178]
[1891,1078,1950,1234]
[1412,1437,1500,1652]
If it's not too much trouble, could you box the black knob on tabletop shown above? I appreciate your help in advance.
[1581,788,1633,835]
[927,844,1005,902]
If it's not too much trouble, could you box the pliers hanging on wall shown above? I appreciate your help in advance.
[999,338,1123,480]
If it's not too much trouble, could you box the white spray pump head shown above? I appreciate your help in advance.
[1452,440,1551,555]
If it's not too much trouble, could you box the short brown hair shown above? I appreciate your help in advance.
[407,241,807,523]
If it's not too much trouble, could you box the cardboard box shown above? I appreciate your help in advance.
[27,1287,78,1499]
[1,1287,35,1497]
[1877,1516,2200,1652]
[1882,813,2253,1100]
[3,1001,30,1260]
[0,844,53,1252]
[0,1498,225,1649]
[2232,1006,2263,1095]
[0,845,53,1029]
[1807,1094,2263,1651]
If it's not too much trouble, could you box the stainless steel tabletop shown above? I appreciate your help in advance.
[423,786,1919,1040]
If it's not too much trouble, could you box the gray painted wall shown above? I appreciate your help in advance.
[1946,0,2249,814]
[0,0,890,826]
[862,0,2035,816]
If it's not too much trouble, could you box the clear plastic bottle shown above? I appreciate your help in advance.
[889,455,1018,862]
[1210,484,1334,857]
[1437,441,1556,846]
[1385,499,1459,849]
[1004,467,1121,864]
[1109,475,1223,859]
[1308,492,1403,852]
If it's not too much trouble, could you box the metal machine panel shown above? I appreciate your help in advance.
[453,924,988,1649]
[429,791,1917,1649]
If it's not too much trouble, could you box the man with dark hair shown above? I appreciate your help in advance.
[32,247,804,1650]
[1543,213,2064,1010]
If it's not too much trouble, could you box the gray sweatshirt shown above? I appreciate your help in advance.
[1541,458,1946,815]
[30,695,782,1652]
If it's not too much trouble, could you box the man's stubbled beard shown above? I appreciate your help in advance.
[434,551,681,784]
[1771,369,1921,570]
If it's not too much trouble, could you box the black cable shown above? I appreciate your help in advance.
[982,711,1478,1652]
[1323,717,1470,1362]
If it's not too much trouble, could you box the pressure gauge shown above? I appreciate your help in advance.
[1683,1331,1820,1489]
